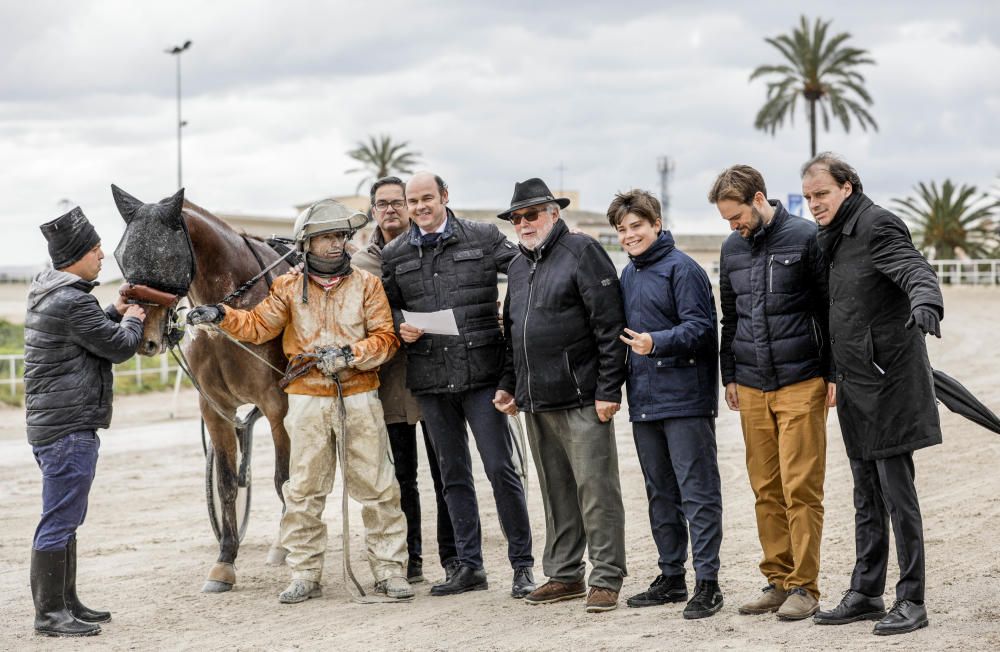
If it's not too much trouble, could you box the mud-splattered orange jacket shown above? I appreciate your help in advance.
[218,268,399,397]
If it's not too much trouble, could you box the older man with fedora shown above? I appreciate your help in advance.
[494,178,629,613]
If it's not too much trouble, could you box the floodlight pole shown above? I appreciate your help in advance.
[165,40,192,190]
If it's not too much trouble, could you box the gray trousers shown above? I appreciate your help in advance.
[525,406,627,591]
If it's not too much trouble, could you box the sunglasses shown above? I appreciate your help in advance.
[509,207,549,226]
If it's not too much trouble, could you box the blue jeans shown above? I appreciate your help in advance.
[32,431,100,552]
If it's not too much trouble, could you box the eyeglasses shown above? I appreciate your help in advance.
[510,208,549,226]
[374,199,405,212]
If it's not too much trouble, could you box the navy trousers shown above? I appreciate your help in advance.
[417,386,533,571]
[632,417,723,581]
[386,420,457,568]
[32,431,100,552]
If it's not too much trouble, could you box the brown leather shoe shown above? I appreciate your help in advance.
[524,580,587,605]
[585,587,619,613]
[739,584,788,615]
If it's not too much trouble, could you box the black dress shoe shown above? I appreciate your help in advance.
[873,599,928,636]
[814,589,886,625]
[430,565,488,596]
[511,567,536,599]
[627,574,687,608]
[683,580,723,619]
[406,559,425,584]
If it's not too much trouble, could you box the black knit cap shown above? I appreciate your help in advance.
[40,207,101,269]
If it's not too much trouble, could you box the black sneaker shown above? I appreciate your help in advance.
[683,580,724,619]
[627,574,687,608]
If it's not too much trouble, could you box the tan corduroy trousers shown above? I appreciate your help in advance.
[280,391,407,583]
[737,376,827,598]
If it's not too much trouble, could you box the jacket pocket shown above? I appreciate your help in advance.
[453,248,485,287]
[768,252,803,294]
[395,259,425,298]
[865,328,886,376]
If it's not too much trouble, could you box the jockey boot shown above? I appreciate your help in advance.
[31,548,100,637]
[65,536,111,623]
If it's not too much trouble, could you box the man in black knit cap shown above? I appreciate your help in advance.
[25,207,146,636]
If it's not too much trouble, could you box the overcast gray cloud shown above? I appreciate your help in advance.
[1,0,998,266]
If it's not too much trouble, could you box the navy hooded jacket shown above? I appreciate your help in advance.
[620,231,719,421]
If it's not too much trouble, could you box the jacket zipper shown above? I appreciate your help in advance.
[564,351,583,398]
[768,254,774,293]
[523,260,537,411]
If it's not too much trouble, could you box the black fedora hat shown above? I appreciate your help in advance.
[497,178,570,220]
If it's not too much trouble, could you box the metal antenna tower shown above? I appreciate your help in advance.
[657,156,675,229]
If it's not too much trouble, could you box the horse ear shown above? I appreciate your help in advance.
[111,184,143,224]
[160,187,186,228]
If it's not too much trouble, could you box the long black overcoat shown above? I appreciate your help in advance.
[826,194,943,460]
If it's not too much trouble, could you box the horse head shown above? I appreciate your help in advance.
[112,184,194,356]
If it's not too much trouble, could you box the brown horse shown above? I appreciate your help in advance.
[114,187,292,593]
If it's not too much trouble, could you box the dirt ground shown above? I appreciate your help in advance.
[1,286,999,651]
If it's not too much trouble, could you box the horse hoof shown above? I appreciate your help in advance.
[203,561,236,593]
[266,545,289,566]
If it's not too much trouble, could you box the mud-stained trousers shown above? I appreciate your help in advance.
[280,391,408,584]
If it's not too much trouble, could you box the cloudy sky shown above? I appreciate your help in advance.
[2,0,998,266]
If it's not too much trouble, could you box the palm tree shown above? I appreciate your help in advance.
[346,134,421,194]
[892,180,1000,259]
[750,16,878,157]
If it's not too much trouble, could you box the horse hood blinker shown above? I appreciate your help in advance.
[112,184,196,297]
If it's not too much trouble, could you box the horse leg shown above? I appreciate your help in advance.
[260,392,291,567]
[202,406,241,592]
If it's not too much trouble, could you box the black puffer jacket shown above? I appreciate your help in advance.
[382,211,518,394]
[719,201,830,391]
[498,220,627,412]
[24,269,144,446]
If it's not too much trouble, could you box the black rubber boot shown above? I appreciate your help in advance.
[31,548,101,637]
[65,537,111,623]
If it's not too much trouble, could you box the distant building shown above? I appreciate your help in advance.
[217,192,727,281]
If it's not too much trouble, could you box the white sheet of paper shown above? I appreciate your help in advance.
[402,309,460,336]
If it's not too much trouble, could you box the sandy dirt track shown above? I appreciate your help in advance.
[1,286,999,651]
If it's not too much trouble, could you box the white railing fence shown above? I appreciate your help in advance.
[0,353,180,397]
[926,259,1000,285]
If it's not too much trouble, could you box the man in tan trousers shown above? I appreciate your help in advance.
[187,199,411,603]
[710,165,834,620]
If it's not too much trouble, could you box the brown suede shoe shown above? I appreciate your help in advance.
[524,580,587,605]
[585,587,619,613]
[777,588,819,621]
[739,584,788,615]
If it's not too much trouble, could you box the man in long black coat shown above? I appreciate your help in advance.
[801,153,943,637]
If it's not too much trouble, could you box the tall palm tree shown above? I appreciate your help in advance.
[750,16,878,157]
[346,134,421,193]
[892,180,1000,259]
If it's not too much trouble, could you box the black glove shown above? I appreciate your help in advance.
[316,346,355,376]
[187,304,225,326]
[905,305,941,338]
